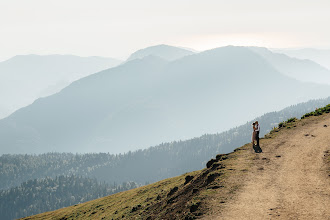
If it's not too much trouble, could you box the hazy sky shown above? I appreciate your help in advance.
[0,0,329,61]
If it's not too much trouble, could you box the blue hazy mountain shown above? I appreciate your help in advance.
[1,46,330,154]
[272,48,330,70]
[0,55,122,119]
[250,47,330,84]
[126,44,195,61]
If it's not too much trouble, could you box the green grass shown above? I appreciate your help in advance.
[301,104,330,119]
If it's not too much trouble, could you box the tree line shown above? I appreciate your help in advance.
[0,175,138,220]
[0,97,329,219]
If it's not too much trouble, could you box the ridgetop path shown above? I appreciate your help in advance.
[208,114,330,220]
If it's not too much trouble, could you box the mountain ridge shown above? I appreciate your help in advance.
[2,46,330,154]
[126,44,195,61]
[0,54,122,119]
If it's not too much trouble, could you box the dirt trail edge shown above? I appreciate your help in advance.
[205,114,330,220]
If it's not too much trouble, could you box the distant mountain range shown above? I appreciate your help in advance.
[0,55,121,119]
[251,47,330,84]
[273,48,330,70]
[1,45,330,154]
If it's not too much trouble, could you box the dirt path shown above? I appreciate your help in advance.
[210,115,330,220]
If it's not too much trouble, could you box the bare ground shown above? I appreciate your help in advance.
[205,114,330,220]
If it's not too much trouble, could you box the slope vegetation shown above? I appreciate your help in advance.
[23,107,330,219]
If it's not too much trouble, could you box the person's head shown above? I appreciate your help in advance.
[252,122,255,126]
[255,121,258,124]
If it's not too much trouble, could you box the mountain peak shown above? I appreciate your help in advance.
[126,44,195,62]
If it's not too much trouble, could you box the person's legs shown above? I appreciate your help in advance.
[252,131,256,146]
[256,131,260,146]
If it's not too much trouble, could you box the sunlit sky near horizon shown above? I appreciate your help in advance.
[0,0,329,61]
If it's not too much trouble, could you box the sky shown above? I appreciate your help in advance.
[0,0,329,61]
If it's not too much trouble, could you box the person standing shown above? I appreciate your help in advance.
[252,122,256,146]
[255,121,260,146]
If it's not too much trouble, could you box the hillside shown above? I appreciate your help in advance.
[0,55,121,119]
[2,46,330,154]
[23,106,330,219]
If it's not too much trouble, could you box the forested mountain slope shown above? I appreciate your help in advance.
[2,98,329,191]
[0,175,137,220]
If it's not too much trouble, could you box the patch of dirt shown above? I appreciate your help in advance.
[204,114,330,220]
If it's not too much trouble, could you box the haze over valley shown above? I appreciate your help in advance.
[0,55,121,119]
[1,1,330,219]
[1,45,330,155]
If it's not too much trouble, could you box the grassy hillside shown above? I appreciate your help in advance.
[22,105,330,219]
